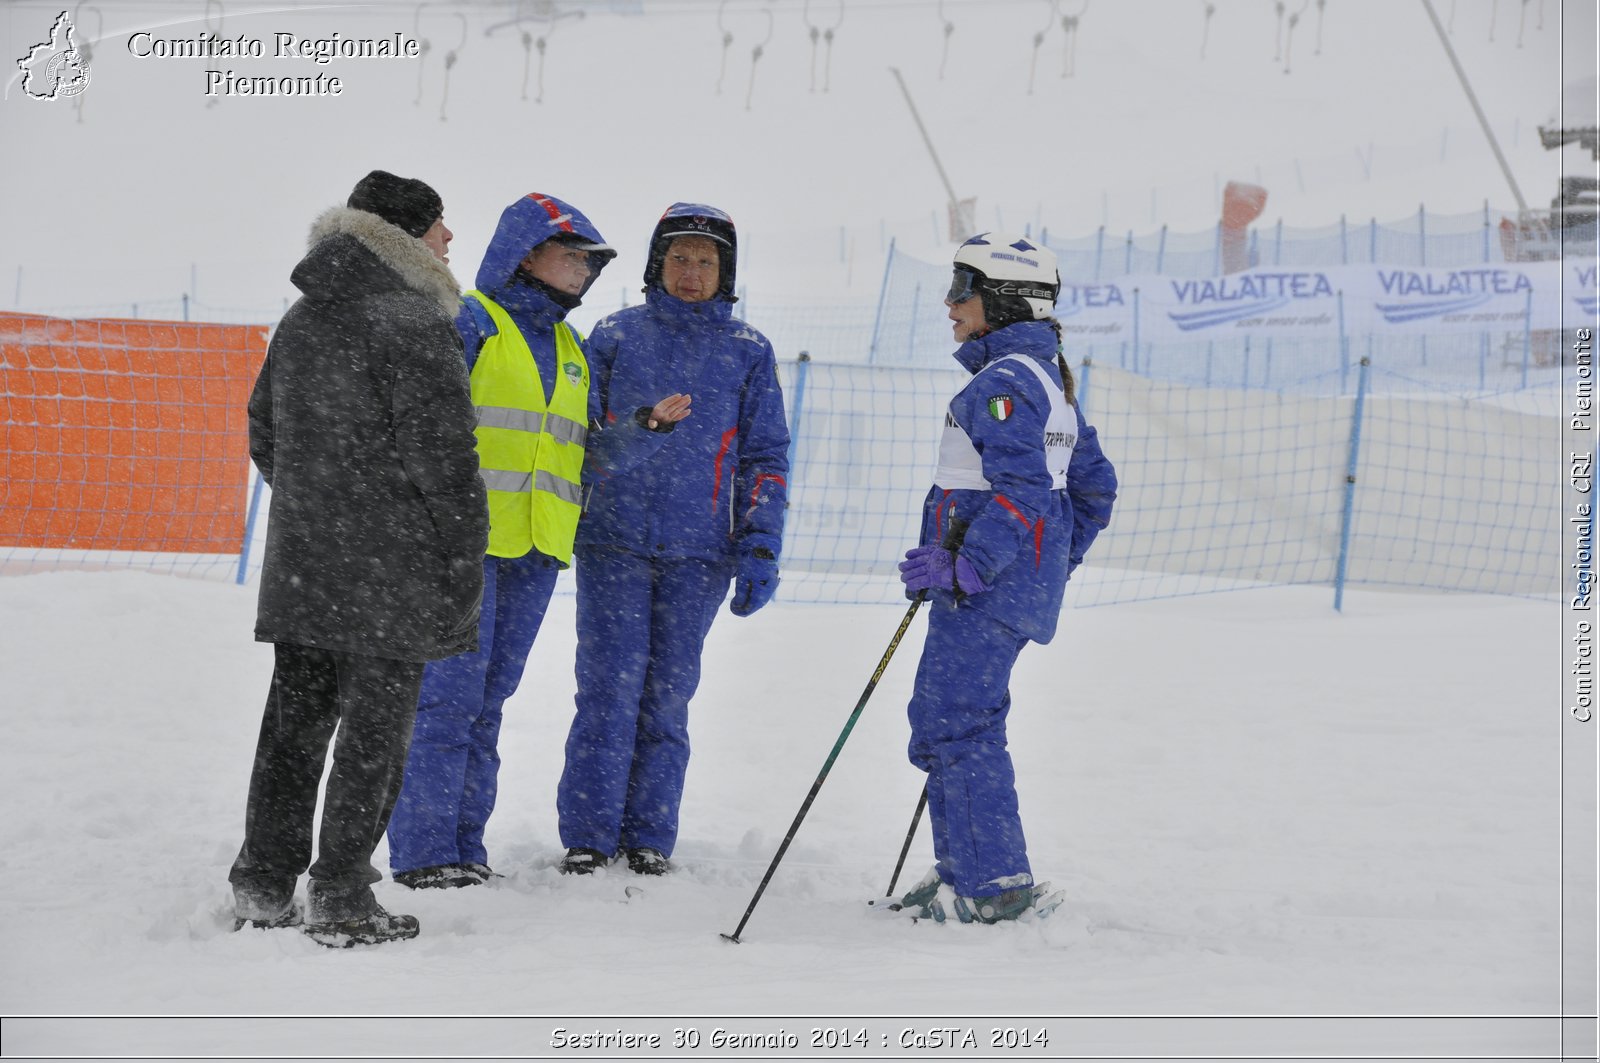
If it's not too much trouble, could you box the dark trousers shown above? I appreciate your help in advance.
[230,642,424,923]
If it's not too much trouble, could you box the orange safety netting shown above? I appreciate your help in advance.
[0,311,268,553]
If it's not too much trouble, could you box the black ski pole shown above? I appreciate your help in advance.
[884,785,928,899]
[721,593,927,943]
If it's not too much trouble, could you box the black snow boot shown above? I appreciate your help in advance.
[558,847,610,875]
[303,904,420,948]
[393,864,483,890]
[625,847,669,876]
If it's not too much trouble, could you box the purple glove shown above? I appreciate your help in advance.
[898,545,989,595]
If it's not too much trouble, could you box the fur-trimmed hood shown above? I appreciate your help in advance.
[296,206,461,317]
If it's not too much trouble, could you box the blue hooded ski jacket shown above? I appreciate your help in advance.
[918,319,1117,644]
[453,193,611,385]
[577,288,790,563]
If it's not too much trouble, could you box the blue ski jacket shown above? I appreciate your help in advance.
[577,289,790,563]
[452,193,608,385]
[917,320,1117,644]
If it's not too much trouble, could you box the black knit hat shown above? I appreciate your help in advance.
[347,170,443,238]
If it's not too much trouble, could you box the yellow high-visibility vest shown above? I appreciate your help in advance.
[465,291,589,563]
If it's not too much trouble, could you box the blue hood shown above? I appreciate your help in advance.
[474,192,612,294]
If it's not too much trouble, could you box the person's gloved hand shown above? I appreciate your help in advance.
[898,545,989,596]
[731,546,780,616]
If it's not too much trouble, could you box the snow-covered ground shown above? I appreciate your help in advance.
[0,569,1584,1058]
[1,1,1593,1059]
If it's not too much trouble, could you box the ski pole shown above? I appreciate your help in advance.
[883,785,928,898]
[722,593,927,943]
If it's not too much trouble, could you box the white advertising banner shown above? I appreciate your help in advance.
[1057,260,1578,342]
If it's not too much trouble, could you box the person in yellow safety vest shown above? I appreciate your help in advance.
[385,192,687,890]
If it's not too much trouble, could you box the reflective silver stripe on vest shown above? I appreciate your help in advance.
[476,405,588,447]
[534,469,582,505]
[480,467,582,506]
[480,468,533,493]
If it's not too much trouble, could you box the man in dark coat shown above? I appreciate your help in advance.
[229,170,488,948]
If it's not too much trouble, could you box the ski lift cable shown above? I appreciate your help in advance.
[1060,0,1086,79]
[413,3,432,106]
[1027,0,1059,95]
[71,2,101,122]
[746,8,773,111]
[439,12,466,122]
[1283,0,1310,73]
[936,0,955,80]
[822,1,842,94]
[716,0,734,95]
[203,0,223,108]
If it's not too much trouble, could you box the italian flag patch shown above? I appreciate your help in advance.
[987,395,1014,421]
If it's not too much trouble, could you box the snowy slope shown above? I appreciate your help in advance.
[0,572,1573,1057]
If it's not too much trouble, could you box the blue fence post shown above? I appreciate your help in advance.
[1369,217,1377,263]
[1130,288,1140,374]
[1264,337,1273,386]
[785,352,811,479]
[182,293,190,322]
[236,471,266,585]
[1212,220,1222,275]
[1482,200,1491,262]
[1418,203,1427,267]
[1479,331,1488,390]
[907,282,922,362]
[1124,230,1133,275]
[1521,287,1533,388]
[1274,218,1283,265]
[1333,356,1372,612]
[867,237,896,364]
[1156,224,1168,274]
[1337,290,1349,393]
[1077,357,1092,418]
[1340,214,1348,265]
[1242,334,1251,387]
[1094,226,1104,281]
[1205,340,1214,387]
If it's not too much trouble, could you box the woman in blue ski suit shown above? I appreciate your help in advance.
[386,192,624,889]
[555,203,790,875]
[895,232,1117,923]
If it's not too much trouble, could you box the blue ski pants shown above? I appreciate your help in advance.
[386,551,557,874]
[906,593,1032,898]
[557,545,733,857]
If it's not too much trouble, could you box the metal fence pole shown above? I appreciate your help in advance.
[1334,356,1372,611]
[868,237,896,364]
[785,352,811,486]
[236,471,266,586]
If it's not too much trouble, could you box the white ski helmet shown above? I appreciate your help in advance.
[949,232,1061,329]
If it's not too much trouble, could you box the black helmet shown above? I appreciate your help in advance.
[643,202,738,301]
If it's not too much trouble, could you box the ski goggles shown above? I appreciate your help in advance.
[946,266,982,305]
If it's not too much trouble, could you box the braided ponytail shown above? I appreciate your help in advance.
[1048,318,1075,405]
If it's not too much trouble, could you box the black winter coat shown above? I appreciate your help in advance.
[249,206,488,662]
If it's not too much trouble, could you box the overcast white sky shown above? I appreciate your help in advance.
[0,0,1593,319]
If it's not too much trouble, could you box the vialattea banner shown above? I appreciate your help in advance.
[1055,259,1591,343]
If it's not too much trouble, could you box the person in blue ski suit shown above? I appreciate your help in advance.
[555,203,790,876]
[894,232,1117,924]
[386,192,638,889]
